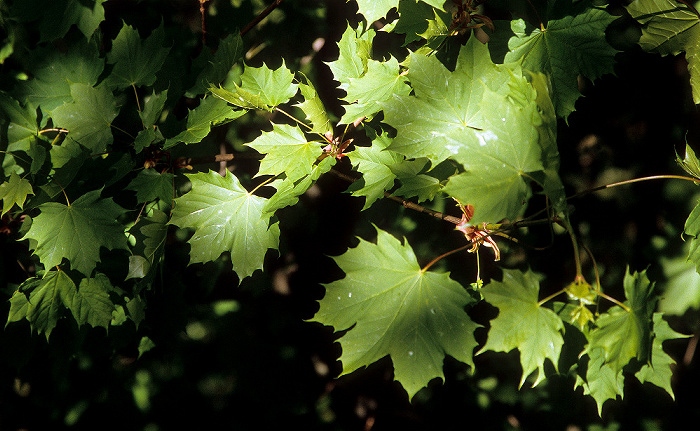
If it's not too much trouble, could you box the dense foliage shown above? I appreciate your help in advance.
[1,0,700,429]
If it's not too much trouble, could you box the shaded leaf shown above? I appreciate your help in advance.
[104,23,170,89]
[479,268,564,387]
[164,97,244,148]
[22,189,128,275]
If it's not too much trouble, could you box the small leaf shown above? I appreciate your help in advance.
[326,25,375,92]
[188,33,244,96]
[126,169,174,204]
[296,76,333,136]
[478,268,564,387]
[69,273,117,330]
[0,172,34,216]
[7,270,77,340]
[210,61,298,111]
[587,268,657,373]
[311,226,479,400]
[164,96,244,148]
[575,346,624,416]
[246,123,323,182]
[169,170,280,281]
[677,143,700,179]
[635,313,689,400]
[22,189,128,275]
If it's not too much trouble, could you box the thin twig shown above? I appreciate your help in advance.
[240,0,286,37]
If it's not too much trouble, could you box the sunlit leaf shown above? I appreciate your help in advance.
[312,226,479,399]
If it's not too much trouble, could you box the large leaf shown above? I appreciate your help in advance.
[575,346,624,416]
[246,123,323,182]
[50,83,120,153]
[502,2,619,119]
[627,0,700,103]
[104,23,170,89]
[382,37,543,224]
[312,226,479,399]
[169,170,280,281]
[478,268,565,387]
[22,189,128,275]
[68,274,117,330]
[15,37,104,112]
[126,168,174,204]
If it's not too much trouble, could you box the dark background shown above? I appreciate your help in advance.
[1,0,699,430]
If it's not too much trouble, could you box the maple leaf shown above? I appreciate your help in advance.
[22,189,128,275]
[169,170,280,281]
[503,2,619,119]
[67,273,118,331]
[382,37,543,224]
[478,268,565,387]
[340,56,410,124]
[326,25,375,92]
[246,123,323,182]
[0,172,34,216]
[635,313,689,400]
[355,0,444,25]
[104,23,170,89]
[6,270,77,340]
[574,346,624,416]
[312,226,479,399]
[587,268,657,372]
[164,96,244,148]
[627,0,700,103]
[51,83,120,153]
[210,61,298,111]
[15,37,104,113]
[296,76,333,136]
[0,92,39,153]
[126,168,174,204]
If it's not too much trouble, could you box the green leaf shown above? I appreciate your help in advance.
[246,123,323,182]
[126,169,174,204]
[0,92,39,153]
[587,268,657,373]
[659,253,700,314]
[478,268,565,387]
[347,132,421,210]
[11,0,106,42]
[104,23,170,89]
[51,83,120,153]
[312,226,479,400]
[685,199,700,273]
[169,170,280,281]
[393,0,448,45]
[326,25,375,92]
[22,189,128,275]
[188,33,244,96]
[627,0,700,103]
[340,55,410,124]
[210,61,298,111]
[16,37,104,113]
[164,96,245,148]
[355,0,445,25]
[139,89,169,129]
[262,156,336,214]
[7,270,77,340]
[635,313,689,400]
[383,38,543,224]
[502,4,618,119]
[0,172,34,216]
[296,76,333,136]
[575,346,624,416]
[68,273,117,330]
[677,143,700,179]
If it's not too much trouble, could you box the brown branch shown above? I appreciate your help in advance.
[240,0,287,37]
